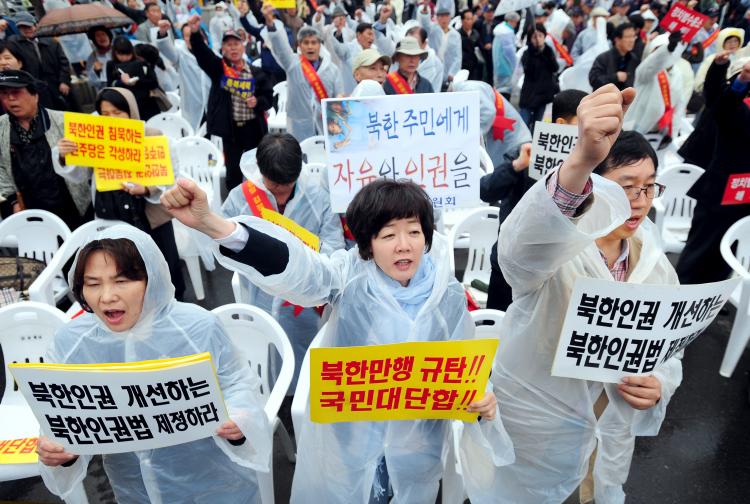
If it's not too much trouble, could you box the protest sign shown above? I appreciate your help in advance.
[64,112,145,171]
[322,92,481,213]
[94,136,175,192]
[551,278,740,383]
[269,0,296,8]
[721,173,750,206]
[529,121,578,180]
[494,0,536,16]
[9,353,229,455]
[0,437,38,464]
[659,4,708,43]
[310,338,499,423]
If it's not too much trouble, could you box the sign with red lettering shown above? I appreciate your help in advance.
[721,173,750,206]
[659,4,708,43]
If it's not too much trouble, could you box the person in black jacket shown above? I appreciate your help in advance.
[188,13,273,191]
[589,22,640,91]
[676,58,750,285]
[459,9,482,81]
[519,24,559,133]
[105,36,162,121]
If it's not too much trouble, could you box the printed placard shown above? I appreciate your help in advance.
[0,437,38,464]
[221,75,255,99]
[64,112,145,171]
[269,0,296,8]
[310,339,499,423]
[552,278,739,383]
[721,173,750,206]
[9,353,229,455]
[94,136,175,192]
[529,121,579,180]
[322,92,481,213]
[659,4,708,43]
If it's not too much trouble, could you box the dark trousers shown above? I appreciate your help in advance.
[520,105,547,134]
[222,119,265,191]
[486,266,514,312]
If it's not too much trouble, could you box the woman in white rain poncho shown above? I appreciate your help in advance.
[161,178,514,503]
[36,225,271,503]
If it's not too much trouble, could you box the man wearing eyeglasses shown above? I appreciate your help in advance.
[473,84,682,504]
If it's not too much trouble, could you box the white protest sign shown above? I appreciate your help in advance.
[552,278,740,383]
[322,92,481,213]
[494,0,536,16]
[9,353,229,455]
[529,121,579,180]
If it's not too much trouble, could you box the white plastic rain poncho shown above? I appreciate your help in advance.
[213,219,514,503]
[623,37,688,135]
[492,21,518,93]
[39,225,272,503]
[561,17,609,93]
[261,20,345,141]
[325,30,396,94]
[465,174,682,504]
[452,80,531,164]
[417,9,462,81]
[155,37,211,130]
[221,170,345,393]
[86,49,112,91]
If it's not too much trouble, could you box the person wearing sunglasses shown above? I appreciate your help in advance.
[468,85,682,504]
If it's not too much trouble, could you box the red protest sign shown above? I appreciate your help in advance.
[721,173,750,206]
[659,4,708,43]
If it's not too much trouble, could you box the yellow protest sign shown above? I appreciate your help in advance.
[261,208,321,252]
[0,437,38,464]
[94,136,175,192]
[310,338,499,423]
[269,0,296,9]
[64,112,145,171]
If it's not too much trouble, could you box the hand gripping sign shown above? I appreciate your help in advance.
[310,339,499,423]
[551,278,739,383]
[9,353,229,455]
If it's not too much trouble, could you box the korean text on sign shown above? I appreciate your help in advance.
[529,121,578,181]
[95,135,175,192]
[721,173,750,206]
[310,338,499,423]
[0,437,38,464]
[9,353,229,455]
[551,278,739,383]
[64,112,145,171]
[322,92,481,213]
[659,3,708,43]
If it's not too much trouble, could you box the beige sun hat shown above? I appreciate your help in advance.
[393,36,428,60]
[352,48,392,73]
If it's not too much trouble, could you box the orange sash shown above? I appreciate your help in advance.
[340,215,355,241]
[548,34,573,66]
[300,56,328,102]
[656,71,674,136]
[702,29,720,49]
[492,90,516,141]
[386,71,414,94]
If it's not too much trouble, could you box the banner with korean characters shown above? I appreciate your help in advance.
[659,3,708,43]
[310,338,499,423]
[64,112,145,171]
[322,92,481,212]
[9,353,229,455]
[721,173,750,206]
[94,135,175,192]
[551,278,740,383]
[529,121,578,180]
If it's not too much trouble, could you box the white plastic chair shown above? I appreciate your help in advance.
[146,112,195,140]
[479,145,494,174]
[719,216,750,378]
[449,207,500,308]
[0,209,71,264]
[299,135,327,165]
[212,304,296,504]
[166,90,180,112]
[302,162,326,186]
[652,163,704,254]
[290,323,326,443]
[268,81,288,133]
[28,219,125,306]
[0,302,90,503]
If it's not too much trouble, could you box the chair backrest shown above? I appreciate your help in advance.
[291,323,326,437]
[28,219,125,305]
[449,207,500,284]
[274,81,288,113]
[299,135,326,164]
[302,162,326,186]
[0,301,68,405]
[720,216,750,279]
[479,145,494,174]
[470,309,505,340]
[146,112,194,139]
[166,91,180,112]
[212,304,295,422]
[656,164,704,224]
[174,136,224,210]
[0,209,71,264]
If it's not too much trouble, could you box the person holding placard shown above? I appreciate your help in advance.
[474,84,683,504]
[53,87,186,301]
[160,177,513,503]
[36,225,271,503]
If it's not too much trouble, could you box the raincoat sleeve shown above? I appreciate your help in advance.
[155,34,179,67]
[444,31,462,79]
[190,30,223,81]
[208,314,273,471]
[215,216,355,307]
[261,20,296,73]
[633,43,683,88]
[316,180,346,255]
[374,29,396,57]
[497,173,631,298]
[51,147,92,185]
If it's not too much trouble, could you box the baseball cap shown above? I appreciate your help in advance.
[14,12,36,27]
[222,29,243,42]
[352,48,391,72]
[0,70,37,90]
[436,8,451,16]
